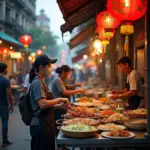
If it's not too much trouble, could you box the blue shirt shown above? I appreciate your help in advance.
[0,76,11,106]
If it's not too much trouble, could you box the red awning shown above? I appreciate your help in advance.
[72,54,83,63]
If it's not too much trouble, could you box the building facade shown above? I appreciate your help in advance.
[36,9,50,31]
[0,0,36,38]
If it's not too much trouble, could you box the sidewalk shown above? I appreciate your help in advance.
[0,107,31,150]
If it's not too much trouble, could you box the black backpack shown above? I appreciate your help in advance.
[18,89,33,126]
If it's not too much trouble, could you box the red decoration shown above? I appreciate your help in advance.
[96,10,120,29]
[96,27,115,40]
[107,0,147,21]
[20,34,32,45]
[36,49,43,56]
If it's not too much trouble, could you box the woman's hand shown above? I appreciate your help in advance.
[76,83,82,87]
[59,98,70,105]
[78,88,87,95]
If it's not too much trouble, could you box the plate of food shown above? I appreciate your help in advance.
[108,113,128,124]
[98,123,126,131]
[60,124,98,138]
[124,108,147,118]
[98,105,111,110]
[74,102,94,107]
[75,97,95,102]
[124,119,147,130]
[100,110,116,118]
[101,129,135,139]
[62,118,100,126]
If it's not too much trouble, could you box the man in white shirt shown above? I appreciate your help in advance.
[24,73,30,93]
[111,56,143,110]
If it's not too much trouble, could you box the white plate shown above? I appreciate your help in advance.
[101,131,135,139]
[74,102,94,107]
[98,125,126,131]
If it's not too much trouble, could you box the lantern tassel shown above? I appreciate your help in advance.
[124,35,129,56]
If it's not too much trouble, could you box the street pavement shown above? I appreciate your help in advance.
[0,107,31,150]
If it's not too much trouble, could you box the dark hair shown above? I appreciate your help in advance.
[56,65,71,74]
[29,55,51,83]
[117,56,132,66]
[0,63,7,73]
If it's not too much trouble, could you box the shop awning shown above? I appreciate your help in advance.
[58,0,105,33]
[0,32,23,46]
[69,24,95,49]
[72,54,83,63]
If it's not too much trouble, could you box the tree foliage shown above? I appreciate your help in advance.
[29,27,59,57]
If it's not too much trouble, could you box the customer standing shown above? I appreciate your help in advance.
[29,55,69,150]
[0,63,14,146]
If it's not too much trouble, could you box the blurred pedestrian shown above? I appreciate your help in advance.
[0,63,14,146]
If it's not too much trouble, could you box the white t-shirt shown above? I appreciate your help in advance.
[24,74,30,89]
[127,70,143,97]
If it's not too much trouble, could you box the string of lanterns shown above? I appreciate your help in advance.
[94,0,147,57]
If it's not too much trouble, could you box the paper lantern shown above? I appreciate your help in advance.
[20,34,32,53]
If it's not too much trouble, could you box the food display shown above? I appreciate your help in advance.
[108,113,128,121]
[76,97,94,102]
[98,123,126,131]
[98,105,111,110]
[131,120,147,124]
[98,97,109,103]
[107,129,131,137]
[74,102,94,107]
[100,110,116,118]
[61,124,98,138]
[125,108,147,118]
[124,119,147,130]
[61,124,97,132]
[63,118,100,126]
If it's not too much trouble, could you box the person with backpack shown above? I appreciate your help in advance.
[110,56,144,110]
[28,55,69,150]
[0,63,13,146]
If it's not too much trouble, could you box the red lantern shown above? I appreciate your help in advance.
[36,49,43,56]
[96,10,120,29]
[107,0,147,55]
[20,34,32,53]
[96,27,115,40]
[107,0,147,22]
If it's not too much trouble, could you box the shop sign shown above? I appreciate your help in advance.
[11,52,21,59]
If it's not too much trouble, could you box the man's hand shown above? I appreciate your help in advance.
[9,105,14,113]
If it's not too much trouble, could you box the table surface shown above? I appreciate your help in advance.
[57,131,150,148]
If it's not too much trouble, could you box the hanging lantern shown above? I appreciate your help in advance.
[96,27,115,40]
[96,10,120,36]
[107,0,147,55]
[20,34,32,53]
[36,49,43,56]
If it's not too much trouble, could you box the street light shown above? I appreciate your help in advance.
[83,55,88,60]
[100,59,102,63]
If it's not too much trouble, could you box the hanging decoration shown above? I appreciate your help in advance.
[20,34,32,53]
[96,10,120,37]
[36,49,43,56]
[107,0,147,55]
[96,27,114,53]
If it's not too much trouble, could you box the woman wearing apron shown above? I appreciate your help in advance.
[110,56,143,110]
[51,65,86,135]
[29,55,69,150]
